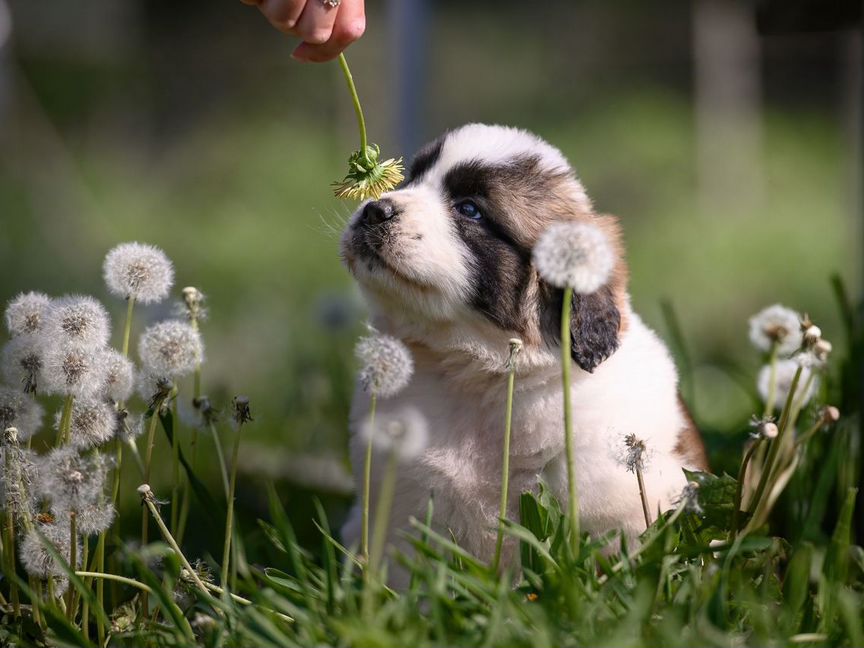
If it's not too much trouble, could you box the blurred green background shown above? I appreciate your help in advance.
[0,1,860,557]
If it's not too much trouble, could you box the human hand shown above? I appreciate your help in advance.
[241,0,366,63]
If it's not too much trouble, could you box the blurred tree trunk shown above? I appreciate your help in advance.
[692,0,764,217]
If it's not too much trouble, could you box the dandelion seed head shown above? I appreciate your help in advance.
[103,242,174,304]
[138,320,203,378]
[757,359,817,411]
[819,405,840,425]
[355,333,413,397]
[5,292,51,337]
[532,221,614,293]
[0,386,44,440]
[35,446,108,513]
[2,334,45,394]
[42,341,106,399]
[748,304,802,356]
[361,406,429,461]
[73,500,116,536]
[45,296,111,349]
[609,432,654,473]
[19,517,78,580]
[232,395,253,427]
[56,398,117,449]
[0,434,37,517]
[101,349,135,403]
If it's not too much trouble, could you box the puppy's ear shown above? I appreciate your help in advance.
[539,283,621,373]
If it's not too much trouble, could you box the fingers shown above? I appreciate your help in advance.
[291,0,365,62]
[256,0,306,33]
[293,0,340,45]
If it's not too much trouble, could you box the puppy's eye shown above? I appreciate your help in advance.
[455,200,482,221]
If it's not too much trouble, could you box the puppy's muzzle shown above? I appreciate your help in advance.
[360,198,399,227]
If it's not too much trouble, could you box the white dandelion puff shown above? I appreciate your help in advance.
[34,446,108,513]
[103,242,174,304]
[757,359,817,411]
[19,516,79,581]
[5,292,52,337]
[361,406,429,461]
[0,386,44,441]
[2,334,46,394]
[532,221,614,293]
[70,500,116,536]
[748,304,802,356]
[101,349,135,403]
[608,432,655,472]
[44,296,111,349]
[42,341,106,399]
[355,333,413,397]
[138,320,203,378]
[58,398,117,449]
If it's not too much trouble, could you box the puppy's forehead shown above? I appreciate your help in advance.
[412,124,573,184]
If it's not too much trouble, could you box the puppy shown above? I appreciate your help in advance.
[340,124,708,581]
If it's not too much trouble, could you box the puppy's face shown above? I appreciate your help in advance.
[341,124,628,372]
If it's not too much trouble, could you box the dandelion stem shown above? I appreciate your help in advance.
[220,423,243,591]
[138,485,212,600]
[65,513,77,621]
[337,53,369,159]
[635,463,652,529]
[493,342,521,572]
[58,395,75,446]
[763,341,780,416]
[745,365,803,521]
[732,438,762,535]
[361,393,377,564]
[76,570,152,595]
[365,450,399,613]
[4,508,19,616]
[121,296,136,358]
[170,398,181,536]
[210,422,230,500]
[94,528,106,644]
[30,576,43,628]
[560,286,580,547]
[140,408,162,548]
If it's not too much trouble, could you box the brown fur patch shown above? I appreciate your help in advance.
[674,396,709,471]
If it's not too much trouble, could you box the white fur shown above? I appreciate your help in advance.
[340,125,697,586]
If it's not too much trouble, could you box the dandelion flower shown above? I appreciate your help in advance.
[45,296,111,349]
[5,291,51,337]
[355,333,413,397]
[103,242,174,304]
[748,304,802,356]
[333,145,404,201]
[138,320,203,378]
[101,348,135,402]
[42,341,106,399]
[2,334,45,394]
[757,359,817,410]
[0,386,44,441]
[532,221,614,293]
[361,406,429,461]
[59,398,117,449]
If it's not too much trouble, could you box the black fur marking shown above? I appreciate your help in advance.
[540,285,621,373]
[455,217,532,333]
[404,137,444,184]
[441,157,551,333]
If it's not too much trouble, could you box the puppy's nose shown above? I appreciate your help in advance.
[362,199,397,226]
